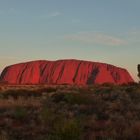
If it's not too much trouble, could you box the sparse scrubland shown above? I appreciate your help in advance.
[0,83,140,140]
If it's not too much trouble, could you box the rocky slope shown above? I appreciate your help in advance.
[0,59,134,85]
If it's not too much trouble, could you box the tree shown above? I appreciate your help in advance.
[138,65,140,81]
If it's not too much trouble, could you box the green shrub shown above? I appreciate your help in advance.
[52,93,95,105]
[13,107,28,120]
[38,87,57,94]
[1,89,42,99]
[40,107,56,125]
[46,119,83,140]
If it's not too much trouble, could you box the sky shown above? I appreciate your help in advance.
[0,0,140,81]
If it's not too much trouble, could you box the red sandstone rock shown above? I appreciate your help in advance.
[0,59,134,85]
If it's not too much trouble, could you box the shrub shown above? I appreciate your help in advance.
[138,64,140,82]
[52,93,95,105]
[38,87,57,94]
[1,89,42,99]
[46,119,83,140]
[13,107,28,120]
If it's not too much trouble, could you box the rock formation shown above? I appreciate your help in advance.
[0,59,134,85]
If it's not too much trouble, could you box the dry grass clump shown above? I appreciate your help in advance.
[0,97,41,108]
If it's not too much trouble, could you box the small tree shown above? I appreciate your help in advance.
[138,65,140,82]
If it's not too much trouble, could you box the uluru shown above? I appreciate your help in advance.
[0,59,134,85]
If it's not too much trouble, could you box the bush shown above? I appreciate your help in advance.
[1,84,140,139]
[13,107,28,120]
[46,119,83,140]
[1,89,42,99]
[52,93,95,105]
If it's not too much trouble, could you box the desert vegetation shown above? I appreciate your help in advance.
[138,64,140,82]
[0,83,140,139]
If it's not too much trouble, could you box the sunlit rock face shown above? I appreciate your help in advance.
[0,59,134,85]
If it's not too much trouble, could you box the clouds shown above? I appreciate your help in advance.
[48,12,61,17]
[71,19,81,23]
[126,30,140,43]
[64,32,127,46]
[40,11,62,19]
[0,7,16,16]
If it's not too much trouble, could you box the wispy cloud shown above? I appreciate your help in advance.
[40,11,62,19]
[71,19,80,23]
[0,10,4,15]
[48,12,61,17]
[64,32,127,46]
[0,8,16,15]
[126,30,140,43]
[9,8,16,13]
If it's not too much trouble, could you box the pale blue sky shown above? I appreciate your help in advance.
[0,0,140,81]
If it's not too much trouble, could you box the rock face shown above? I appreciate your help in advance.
[0,59,134,85]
